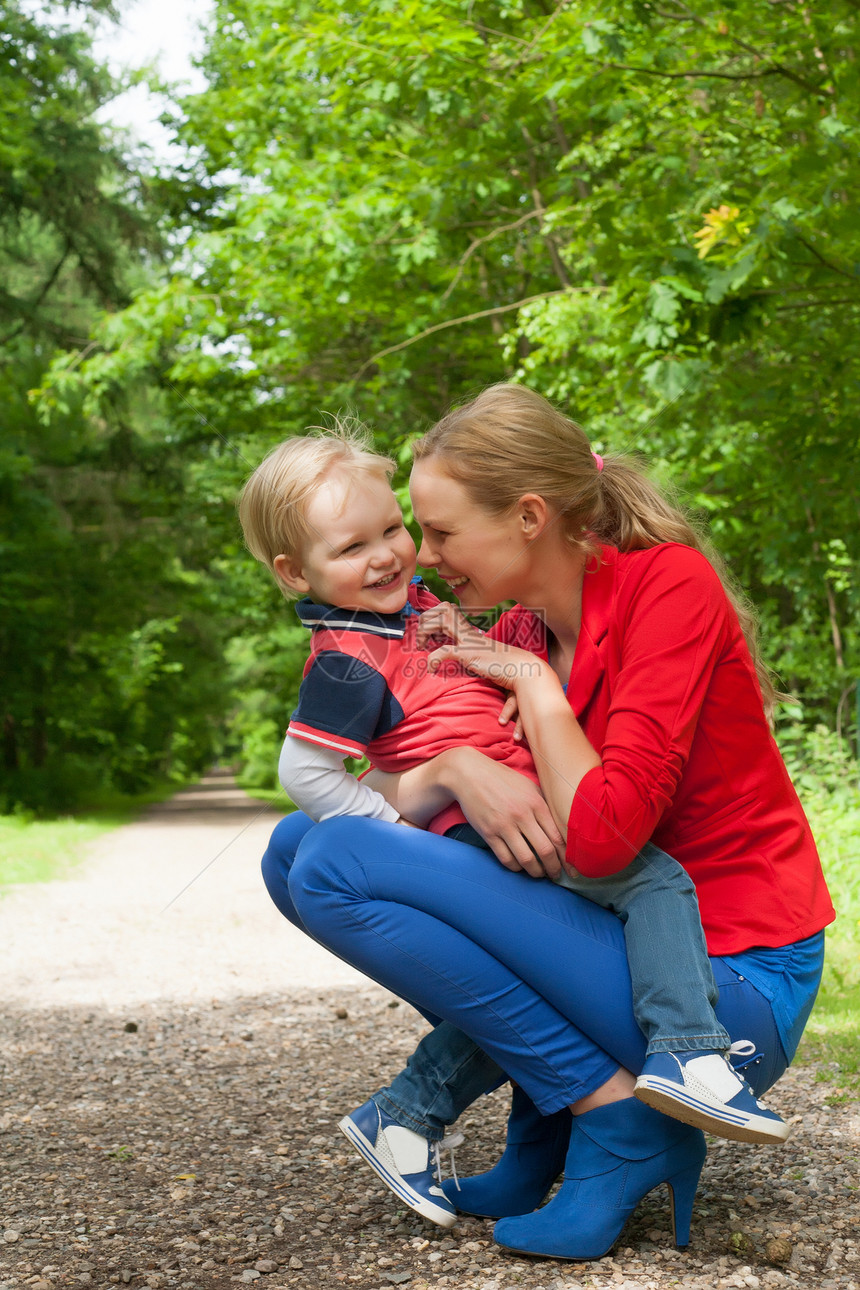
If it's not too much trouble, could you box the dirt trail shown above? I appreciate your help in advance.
[0,773,370,1008]
[0,778,857,1290]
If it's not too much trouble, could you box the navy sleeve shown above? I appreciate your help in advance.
[287,652,393,758]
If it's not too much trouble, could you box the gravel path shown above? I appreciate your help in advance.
[1,778,857,1290]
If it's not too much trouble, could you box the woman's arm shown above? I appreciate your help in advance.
[415,603,601,838]
[507,668,602,832]
[363,748,567,878]
[420,549,737,878]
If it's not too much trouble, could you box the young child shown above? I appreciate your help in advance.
[238,425,788,1227]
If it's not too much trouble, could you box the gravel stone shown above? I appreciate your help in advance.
[1,992,856,1290]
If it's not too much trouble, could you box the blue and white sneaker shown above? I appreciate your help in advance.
[338,1099,461,1226]
[634,1049,790,1144]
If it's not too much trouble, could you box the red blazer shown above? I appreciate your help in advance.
[493,543,835,956]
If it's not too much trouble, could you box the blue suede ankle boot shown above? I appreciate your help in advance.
[493,1097,706,1260]
[441,1085,572,1218]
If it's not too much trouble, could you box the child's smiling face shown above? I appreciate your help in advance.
[274,468,417,614]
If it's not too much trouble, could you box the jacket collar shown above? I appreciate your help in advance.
[294,576,423,640]
[564,546,617,716]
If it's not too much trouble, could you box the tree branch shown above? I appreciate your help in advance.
[669,0,830,95]
[440,208,552,303]
[792,233,858,281]
[607,62,784,82]
[520,126,573,289]
[465,19,531,47]
[805,504,845,673]
[506,0,574,74]
[547,98,572,156]
[0,247,72,346]
[774,297,858,311]
[63,339,101,372]
[352,289,582,381]
[531,184,572,288]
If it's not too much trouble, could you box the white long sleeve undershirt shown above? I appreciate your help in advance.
[278,735,401,824]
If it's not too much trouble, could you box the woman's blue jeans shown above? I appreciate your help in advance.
[262,813,790,1141]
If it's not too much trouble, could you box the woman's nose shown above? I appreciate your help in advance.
[416,537,439,567]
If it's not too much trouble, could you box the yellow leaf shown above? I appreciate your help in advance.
[693,204,748,259]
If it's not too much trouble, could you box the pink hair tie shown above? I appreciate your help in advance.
[592,452,604,473]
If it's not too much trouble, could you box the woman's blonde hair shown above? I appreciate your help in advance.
[238,420,394,590]
[413,383,778,717]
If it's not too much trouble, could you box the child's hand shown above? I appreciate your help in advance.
[417,602,547,696]
[415,602,485,650]
[499,692,525,743]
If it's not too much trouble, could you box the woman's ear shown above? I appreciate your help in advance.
[517,493,552,542]
[273,553,311,595]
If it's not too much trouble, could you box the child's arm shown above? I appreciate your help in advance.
[278,734,402,824]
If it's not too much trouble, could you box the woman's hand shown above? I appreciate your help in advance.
[418,604,601,838]
[498,692,524,743]
[417,602,547,695]
[438,747,566,880]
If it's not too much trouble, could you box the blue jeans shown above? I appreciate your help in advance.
[448,822,729,1055]
[262,814,798,1141]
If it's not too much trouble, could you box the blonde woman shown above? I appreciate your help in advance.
[260,385,833,1261]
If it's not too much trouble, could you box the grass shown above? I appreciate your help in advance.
[791,755,860,1102]
[0,814,119,890]
[240,784,293,810]
[0,781,181,894]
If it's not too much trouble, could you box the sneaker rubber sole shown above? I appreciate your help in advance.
[337,1114,457,1227]
[634,1078,791,1144]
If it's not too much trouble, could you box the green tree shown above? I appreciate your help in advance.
[41,0,859,783]
[0,1,230,811]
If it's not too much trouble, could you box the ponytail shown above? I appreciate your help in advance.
[415,384,779,719]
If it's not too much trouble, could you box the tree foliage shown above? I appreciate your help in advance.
[29,0,860,791]
[0,1,230,811]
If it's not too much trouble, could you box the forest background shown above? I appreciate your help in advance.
[1,0,858,1053]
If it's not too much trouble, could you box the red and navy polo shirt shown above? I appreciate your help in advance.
[287,579,538,826]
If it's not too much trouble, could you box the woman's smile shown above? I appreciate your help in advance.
[410,458,526,607]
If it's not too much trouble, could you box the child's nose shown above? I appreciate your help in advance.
[373,541,398,565]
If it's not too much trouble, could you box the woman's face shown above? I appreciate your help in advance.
[409,457,527,608]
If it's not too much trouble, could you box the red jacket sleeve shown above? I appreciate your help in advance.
[568,547,733,876]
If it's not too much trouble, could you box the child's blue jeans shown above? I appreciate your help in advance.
[445,821,730,1056]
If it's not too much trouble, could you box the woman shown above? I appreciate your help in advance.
[261,384,834,1260]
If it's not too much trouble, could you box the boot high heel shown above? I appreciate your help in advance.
[493,1097,706,1261]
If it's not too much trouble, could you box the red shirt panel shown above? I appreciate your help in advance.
[492,544,835,955]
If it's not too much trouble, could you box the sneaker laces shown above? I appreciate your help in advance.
[432,1130,465,1191]
[728,1039,764,1074]
[728,1039,757,1062]
[728,1039,767,1106]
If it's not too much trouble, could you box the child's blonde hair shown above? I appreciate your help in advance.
[238,420,395,588]
[414,383,779,718]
